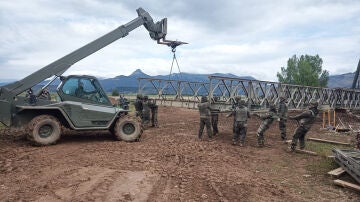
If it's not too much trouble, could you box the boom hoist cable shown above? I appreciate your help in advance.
[157,39,188,80]
[168,43,183,80]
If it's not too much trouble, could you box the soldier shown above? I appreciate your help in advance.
[256,102,277,147]
[227,100,250,146]
[356,132,360,150]
[142,95,151,125]
[119,94,129,110]
[39,88,51,100]
[26,88,37,105]
[288,99,319,151]
[278,96,288,141]
[134,94,143,118]
[148,98,158,127]
[231,96,242,133]
[198,96,213,140]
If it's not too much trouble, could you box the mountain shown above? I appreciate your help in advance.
[99,69,151,93]
[327,72,356,88]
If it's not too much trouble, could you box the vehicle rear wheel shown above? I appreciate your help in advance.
[113,115,142,142]
[27,115,61,146]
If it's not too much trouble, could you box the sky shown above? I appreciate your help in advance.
[0,0,359,82]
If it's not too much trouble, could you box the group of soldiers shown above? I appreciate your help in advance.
[198,95,319,152]
[134,94,158,127]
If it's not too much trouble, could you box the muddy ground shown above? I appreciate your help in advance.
[0,106,359,201]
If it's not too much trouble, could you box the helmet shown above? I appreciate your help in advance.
[309,99,318,107]
[143,95,149,100]
[279,96,286,102]
[201,96,208,103]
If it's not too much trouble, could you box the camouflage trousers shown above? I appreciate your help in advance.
[151,108,158,127]
[356,133,360,150]
[211,114,219,135]
[142,110,151,125]
[199,118,212,139]
[279,118,287,140]
[233,121,247,144]
[257,119,274,145]
[291,126,309,150]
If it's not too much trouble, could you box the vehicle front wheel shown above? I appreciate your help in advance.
[27,115,61,146]
[113,115,142,142]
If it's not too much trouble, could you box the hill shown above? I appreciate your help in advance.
[327,72,357,88]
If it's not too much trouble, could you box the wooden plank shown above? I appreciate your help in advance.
[334,179,360,192]
[328,167,346,177]
[307,138,351,146]
[295,149,318,156]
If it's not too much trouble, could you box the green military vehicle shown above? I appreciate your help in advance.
[0,8,184,145]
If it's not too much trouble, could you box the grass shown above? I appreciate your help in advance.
[306,141,351,157]
[305,141,353,174]
[306,157,339,175]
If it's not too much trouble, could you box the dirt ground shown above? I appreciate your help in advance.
[0,106,359,201]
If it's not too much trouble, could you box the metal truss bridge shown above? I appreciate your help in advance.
[138,76,360,111]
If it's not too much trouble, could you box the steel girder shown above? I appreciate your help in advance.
[138,76,360,110]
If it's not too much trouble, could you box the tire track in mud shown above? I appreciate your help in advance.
[36,166,159,201]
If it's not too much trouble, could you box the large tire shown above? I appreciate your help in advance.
[27,115,61,146]
[113,115,142,142]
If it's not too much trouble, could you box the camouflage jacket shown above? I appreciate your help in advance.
[142,100,151,113]
[198,102,211,118]
[291,107,319,130]
[134,99,143,112]
[229,106,250,122]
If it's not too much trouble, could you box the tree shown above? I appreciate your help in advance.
[112,89,119,96]
[277,54,329,87]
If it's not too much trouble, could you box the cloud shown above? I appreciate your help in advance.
[0,0,359,82]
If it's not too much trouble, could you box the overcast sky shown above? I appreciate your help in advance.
[1,0,359,82]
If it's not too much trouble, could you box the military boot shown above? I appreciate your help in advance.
[257,138,264,147]
[289,143,296,152]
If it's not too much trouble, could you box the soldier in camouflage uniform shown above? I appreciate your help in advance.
[231,96,242,133]
[256,102,277,147]
[278,96,288,141]
[134,94,143,118]
[227,100,250,146]
[198,96,213,140]
[148,99,158,127]
[289,99,319,151]
[141,96,151,125]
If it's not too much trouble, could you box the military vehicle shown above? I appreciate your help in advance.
[0,8,184,145]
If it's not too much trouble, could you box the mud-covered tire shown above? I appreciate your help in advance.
[113,115,142,142]
[27,115,61,146]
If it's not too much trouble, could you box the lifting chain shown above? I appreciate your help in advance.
[168,46,182,81]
